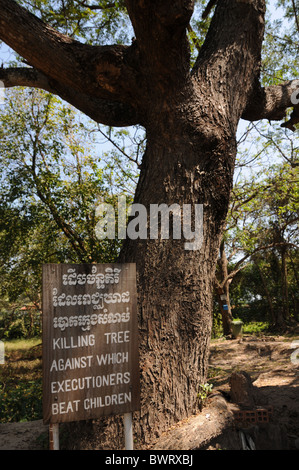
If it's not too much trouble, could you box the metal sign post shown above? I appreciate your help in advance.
[49,415,133,451]
[124,412,134,450]
[49,423,59,450]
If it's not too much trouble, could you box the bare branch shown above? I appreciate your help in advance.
[242,80,299,131]
[0,67,141,127]
[291,0,299,34]
[0,0,142,105]
[192,0,266,128]
[97,127,142,169]
[202,0,217,19]
[124,0,194,85]
[77,1,117,10]
[221,241,298,287]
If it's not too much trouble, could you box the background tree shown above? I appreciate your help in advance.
[213,0,299,335]
[216,161,298,331]
[0,0,298,447]
[0,87,138,307]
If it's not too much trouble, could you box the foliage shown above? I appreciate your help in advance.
[230,249,299,323]
[16,0,131,45]
[227,163,298,256]
[0,300,41,339]
[217,156,299,328]
[0,87,138,306]
[4,318,27,340]
[0,379,42,422]
[242,322,270,335]
[211,308,224,339]
[197,382,213,410]
[262,0,299,87]
[0,338,42,423]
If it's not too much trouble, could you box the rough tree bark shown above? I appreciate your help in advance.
[0,0,298,448]
[280,246,290,321]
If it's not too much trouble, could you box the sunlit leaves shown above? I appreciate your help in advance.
[262,0,299,86]
[15,0,131,44]
[0,87,138,301]
[226,162,299,264]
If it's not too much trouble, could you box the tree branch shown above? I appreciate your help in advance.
[77,1,117,10]
[221,241,298,287]
[202,0,217,19]
[242,80,299,131]
[192,0,266,129]
[0,67,52,91]
[0,67,141,127]
[291,0,299,34]
[192,0,298,135]
[124,0,194,85]
[0,0,142,106]
[125,0,194,35]
[197,0,298,131]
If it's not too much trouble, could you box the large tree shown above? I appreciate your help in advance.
[0,0,298,447]
[215,161,298,332]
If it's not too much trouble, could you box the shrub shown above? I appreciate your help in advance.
[0,379,42,422]
[4,318,28,339]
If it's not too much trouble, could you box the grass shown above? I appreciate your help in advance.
[0,337,42,423]
[4,337,41,352]
[242,321,269,335]
[0,322,296,423]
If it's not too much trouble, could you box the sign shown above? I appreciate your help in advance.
[42,263,140,424]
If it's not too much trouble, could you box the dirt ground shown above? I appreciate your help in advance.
[207,334,299,449]
[0,333,298,450]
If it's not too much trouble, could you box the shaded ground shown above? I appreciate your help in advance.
[0,333,298,450]
[0,420,47,450]
[206,334,299,449]
[151,333,299,450]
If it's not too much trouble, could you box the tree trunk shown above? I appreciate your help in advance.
[281,247,289,321]
[69,0,266,446]
[216,241,233,336]
[67,109,237,448]
[255,261,275,324]
[118,103,236,442]
[217,285,233,336]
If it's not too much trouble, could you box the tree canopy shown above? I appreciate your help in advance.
[0,0,298,130]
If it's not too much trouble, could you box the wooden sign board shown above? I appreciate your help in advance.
[42,263,140,424]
